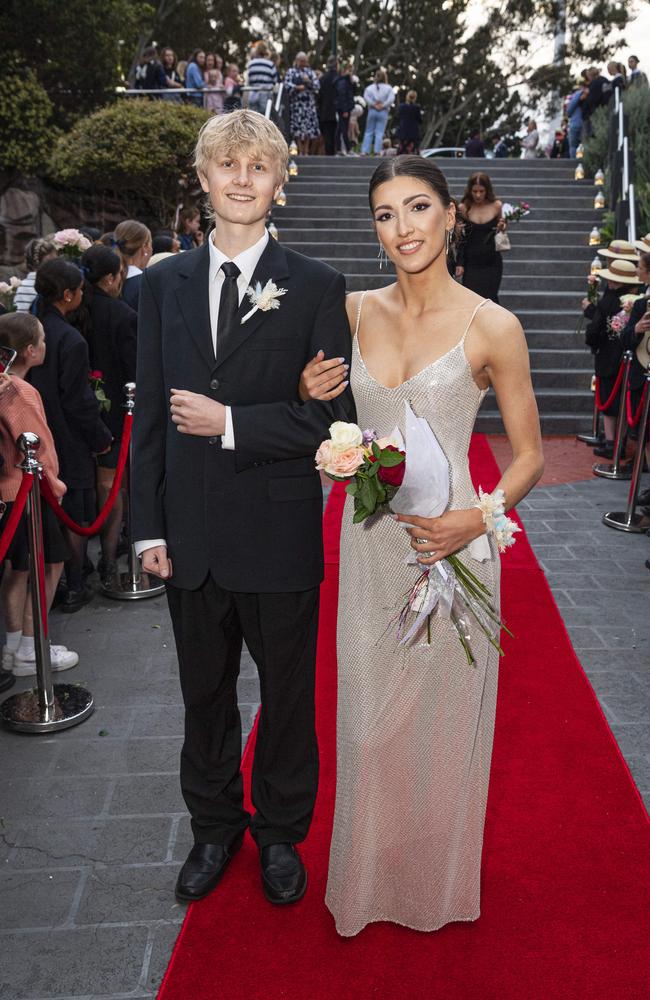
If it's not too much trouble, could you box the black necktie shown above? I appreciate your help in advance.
[216,261,241,363]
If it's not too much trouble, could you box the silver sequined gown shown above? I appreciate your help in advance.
[325,296,500,937]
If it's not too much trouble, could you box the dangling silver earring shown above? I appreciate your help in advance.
[445,228,452,256]
[377,243,388,269]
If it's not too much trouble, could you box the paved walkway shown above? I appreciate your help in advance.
[0,465,648,999]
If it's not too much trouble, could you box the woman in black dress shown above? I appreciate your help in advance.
[456,172,506,303]
[79,245,137,585]
[396,90,423,154]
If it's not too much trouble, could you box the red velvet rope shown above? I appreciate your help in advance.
[626,383,648,429]
[41,414,133,537]
[594,363,625,412]
[0,472,34,564]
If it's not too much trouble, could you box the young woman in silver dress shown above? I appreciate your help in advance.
[301,155,543,937]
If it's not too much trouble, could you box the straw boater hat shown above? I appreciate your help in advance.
[147,251,174,267]
[598,239,640,260]
[595,258,642,283]
[636,326,650,370]
[635,233,650,254]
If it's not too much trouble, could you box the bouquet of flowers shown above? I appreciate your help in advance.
[0,276,21,312]
[316,422,406,523]
[89,370,111,413]
[316,403,518,665]
[501,201,530,223]
[53,229,92,261]
[606,296,643,340]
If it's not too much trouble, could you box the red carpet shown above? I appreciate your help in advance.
[158,435,649,1000]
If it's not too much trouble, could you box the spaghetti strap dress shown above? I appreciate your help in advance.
[325,293,501,937]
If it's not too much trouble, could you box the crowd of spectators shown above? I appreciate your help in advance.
[129,42,426,156]
[0,210,211,678]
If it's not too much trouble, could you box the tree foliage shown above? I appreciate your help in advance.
[49,100,210,224]
[0,0,151,125]
[0,69,55,175]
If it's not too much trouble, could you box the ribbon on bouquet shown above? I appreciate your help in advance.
[397,561,456,645]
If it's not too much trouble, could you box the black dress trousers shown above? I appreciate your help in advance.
[166,575,320,848]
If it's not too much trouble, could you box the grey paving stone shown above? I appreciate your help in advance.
[564,626,606,650]
[134,704,184,739]
[147,922,183,996]
[0,869,81,929]
[76,863,184,925]
[610,723,650,757]
[7,816,173,870]
[588,673,650,724]
[53,737,182,778]
[0,775,108,820]
[0,925,149,998]
[109,774,184,817]
[625,755,650,792]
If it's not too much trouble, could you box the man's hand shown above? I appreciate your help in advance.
[170,390,226,436]
[455,265,465,279]
[635,311,650,335]
[141,545,173,580]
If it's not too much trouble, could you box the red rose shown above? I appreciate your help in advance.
[378,446,406,487]
[89,370,103,380]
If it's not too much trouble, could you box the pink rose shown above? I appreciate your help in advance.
[316,440,364,478]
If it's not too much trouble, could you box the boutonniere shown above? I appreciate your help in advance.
[241,279,287,324]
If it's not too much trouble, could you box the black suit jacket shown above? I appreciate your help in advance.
[87,288,137,440]
[30,307,113,489]
[132,236,355,592]
[122,274,142,312]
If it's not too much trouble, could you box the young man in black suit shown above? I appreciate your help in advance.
[132,110,354,904]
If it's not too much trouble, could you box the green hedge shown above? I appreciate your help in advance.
[0,71,55,174]
[49,100,211,225]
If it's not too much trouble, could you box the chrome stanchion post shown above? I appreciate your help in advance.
[1,433,94,733]
[603,368,650,532]
[593,351,634,480]
[103,382,165,600]
[577,375,603,445]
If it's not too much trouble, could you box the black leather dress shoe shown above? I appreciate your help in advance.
[593,441,614,459]
[175,834,244,901]
[638,488,650,507]
[260,843,307,905]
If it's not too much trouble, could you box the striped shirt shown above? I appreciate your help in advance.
[246,58,278,90]
[0,377,65,501]
[13,272,37,313]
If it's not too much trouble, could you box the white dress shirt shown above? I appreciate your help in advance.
[135,229,270,558]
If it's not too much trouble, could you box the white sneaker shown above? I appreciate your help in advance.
[2,646,15,670]
[12,644,79,676]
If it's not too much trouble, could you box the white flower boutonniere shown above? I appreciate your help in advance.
[241,279,287,324]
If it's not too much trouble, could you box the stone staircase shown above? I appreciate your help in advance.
[277,156,601,434]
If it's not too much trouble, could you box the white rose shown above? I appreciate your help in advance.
[329,421,363,451]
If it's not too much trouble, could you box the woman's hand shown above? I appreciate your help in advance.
[635,311,650,335]
[496,218,507,232]
[394,508,486,565]
[581,297,590,311]
[299,351,349,401]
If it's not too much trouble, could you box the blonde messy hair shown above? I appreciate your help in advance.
[194,109,289,184]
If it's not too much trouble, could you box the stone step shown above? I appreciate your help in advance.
[276,204,601,220]
[529,348,594,368]
[285,257,589,291]
[479,386,593,414]
[295,155,582,175]
[476,412,592,434]
[282,191,598,210]
[531,368,593,389]
[283,236,596,258]
[524,329,592,348]
[280,218,592,233]
[288,179,595,198]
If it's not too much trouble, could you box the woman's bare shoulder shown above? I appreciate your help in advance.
[474,299,525,346]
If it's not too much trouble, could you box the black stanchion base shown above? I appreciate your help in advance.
[592,461,632,480]
[102,571,166,601]
[602,510,650,533]
[577,433,603,446]
[0,683,94,733]
[0,668,16,693]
